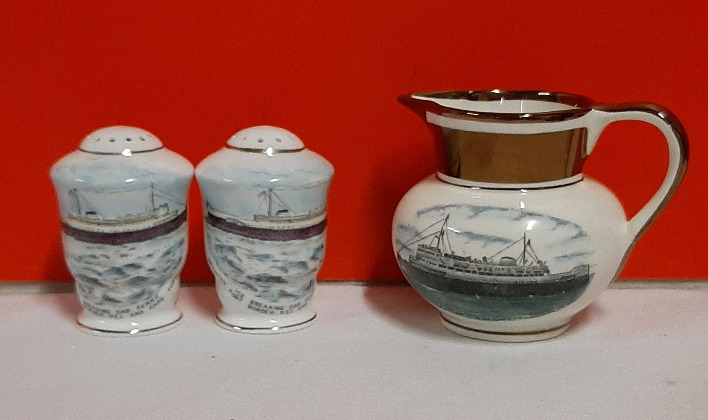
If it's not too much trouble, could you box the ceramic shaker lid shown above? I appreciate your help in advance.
[226,125,304,153]
[196,125,332,190]
[51,125,194,223]
[78,126,163,154]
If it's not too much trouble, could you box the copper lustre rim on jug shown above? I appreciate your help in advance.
[399,90,596,186]
[400,90,596,123]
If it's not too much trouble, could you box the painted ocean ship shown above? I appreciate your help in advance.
[398,216,592,297]
[62,183,186,245]
[206,188,326,241]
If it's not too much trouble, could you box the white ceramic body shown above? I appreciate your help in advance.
[196,126,333,333]
[50,126,193,335]
[393,175,627,341]
[394,92,688,341]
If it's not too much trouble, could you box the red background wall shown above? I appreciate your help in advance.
[2,1,706,282]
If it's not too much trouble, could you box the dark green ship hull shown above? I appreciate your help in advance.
[398,257,592,321]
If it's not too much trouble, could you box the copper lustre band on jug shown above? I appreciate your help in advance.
[434,127,588,184]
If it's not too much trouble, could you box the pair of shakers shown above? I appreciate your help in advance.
[50,126,334,335]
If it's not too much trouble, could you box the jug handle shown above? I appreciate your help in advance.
[588,103,689,243]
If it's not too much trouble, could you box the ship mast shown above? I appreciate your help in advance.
[149,182,155,212]
[396,214,453,256]
[489,232,542,266]
[258,188,290,217]
[267,189,273,216]
[432,215,452,254]
[69,188,82,215]
[68,188,96,216]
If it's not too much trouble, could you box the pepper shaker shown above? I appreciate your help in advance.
[196,126,333,333]
[50,126,193,335]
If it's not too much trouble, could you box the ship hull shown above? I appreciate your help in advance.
[398,257,592,321]
[402,257,591,297]
[206,211,326,242]
[61,210,187,245]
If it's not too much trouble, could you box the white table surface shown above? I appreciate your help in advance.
[0,283,706,420]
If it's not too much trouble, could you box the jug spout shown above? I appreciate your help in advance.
[397,93,439,119]
[399,90,594,119]
[398,90,594,187]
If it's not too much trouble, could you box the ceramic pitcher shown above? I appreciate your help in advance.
[393,90,688,342]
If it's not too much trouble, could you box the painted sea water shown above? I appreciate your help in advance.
[205,223,325,314]
[403,271,590,321]
[62,223,187,319]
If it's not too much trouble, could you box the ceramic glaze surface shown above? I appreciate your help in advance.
[196,125,333,333]
[395,176,625,340]
[50,126,193,335]
[394,91,688,342]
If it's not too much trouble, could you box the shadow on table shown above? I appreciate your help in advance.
[363,282,608,341]
[180,283,221,318]
[34,287,81,323]
[362,283,456,339]
[565,301,606,337]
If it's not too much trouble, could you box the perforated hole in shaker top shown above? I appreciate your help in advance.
[79,126,163,154]
[226,126,304,153]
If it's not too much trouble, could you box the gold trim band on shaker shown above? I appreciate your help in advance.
[79,146,164,155]
[226,145,304,153]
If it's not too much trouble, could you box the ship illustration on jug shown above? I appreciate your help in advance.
[399,215,592,297]
[206,187,327,242]
[396,204,595,321]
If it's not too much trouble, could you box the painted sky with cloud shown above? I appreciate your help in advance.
[397,204,594,272]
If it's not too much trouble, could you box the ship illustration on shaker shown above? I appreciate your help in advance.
[196,126,333,333]
[205,187,326,242]
[62,183,186,243]
[51,126,193,335]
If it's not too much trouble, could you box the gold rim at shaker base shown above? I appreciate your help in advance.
[214,313,316,334]
[76,313,183,336]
